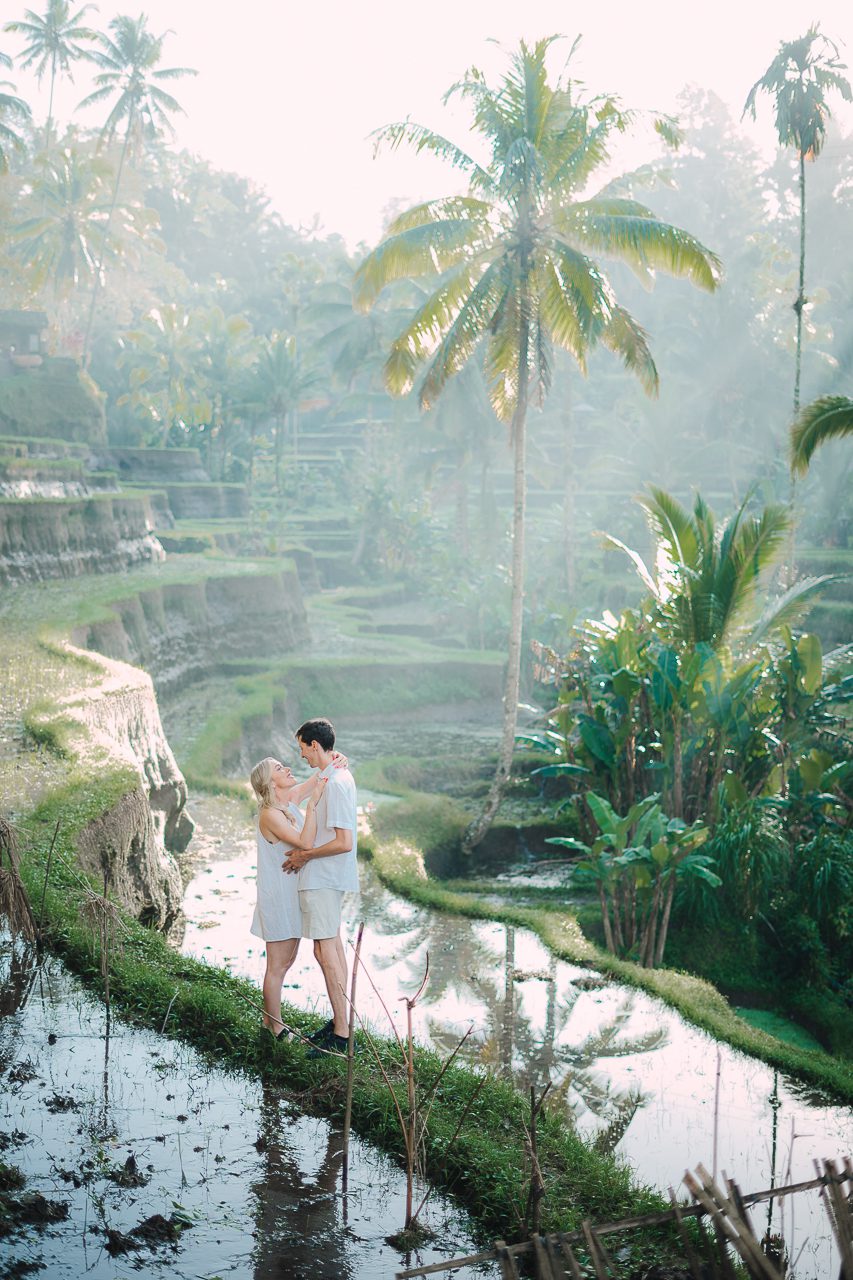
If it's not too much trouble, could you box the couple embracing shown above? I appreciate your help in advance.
[249,717,357,1058]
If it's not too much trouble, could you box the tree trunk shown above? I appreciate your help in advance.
[562,400,576,597]
[82,123,132,362]
[672,712,684,820]
[794,150,806,415]
[654,872,678,967]
[462,316,529,855]
[599,884,615,954]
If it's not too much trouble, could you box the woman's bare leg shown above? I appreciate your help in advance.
[263,938,299,1034]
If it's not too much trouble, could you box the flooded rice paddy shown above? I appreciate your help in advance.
[0,940,497,1279]
[180,791,853,1279]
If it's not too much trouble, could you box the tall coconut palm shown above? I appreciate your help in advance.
[354,37,721,852]
[744,27,852,415]
[4,1,98,159]
[78,14,195,356]
[790,395,853,475]
[0,51,31,172]
[12,143,153,297]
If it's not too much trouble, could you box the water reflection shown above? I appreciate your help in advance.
[0,943,498,1280]
[252,1083,347,1280]
[181,793,853,1277]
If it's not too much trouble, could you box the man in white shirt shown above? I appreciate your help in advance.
[282,716,358,1055]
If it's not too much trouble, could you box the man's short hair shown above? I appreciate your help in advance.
[296,717,336,751]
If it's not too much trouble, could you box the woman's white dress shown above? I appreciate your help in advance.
[250,803,303,941]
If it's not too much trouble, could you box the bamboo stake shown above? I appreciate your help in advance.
[819,1158,853,1277]
[668,1186,704,1280]
[395,1163,853,1279]
[555,1233,584,1280]
[494,1240,519,1280]
[342,921,364,1196]
[580,1220,611,1279]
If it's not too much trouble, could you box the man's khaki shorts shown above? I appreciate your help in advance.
[299,888,343,939]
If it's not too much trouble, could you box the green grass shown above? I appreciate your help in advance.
[13,769,690,1264]
[733,1008,824,1052]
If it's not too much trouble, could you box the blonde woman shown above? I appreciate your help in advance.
[249,757,328,1039]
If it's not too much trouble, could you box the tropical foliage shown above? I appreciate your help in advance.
[547,793,713,966]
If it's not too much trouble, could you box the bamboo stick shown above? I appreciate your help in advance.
[395,1162,853,1279]
[342,921,364,1195]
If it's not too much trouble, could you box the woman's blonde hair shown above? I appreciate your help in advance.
[250,757,277,809]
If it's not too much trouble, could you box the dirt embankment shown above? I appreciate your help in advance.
[32,645,192,927]
[0,494,165,583]
[72,567,309,695]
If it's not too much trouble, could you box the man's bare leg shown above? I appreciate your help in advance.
[313,935,348,1037]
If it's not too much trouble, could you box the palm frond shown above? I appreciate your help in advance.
[596,532,659,596]
[639,487,699,570]
[750,575,837,642]
[371,120,492,190]
[353,220,488,312]
[384,195,493,236]
[417,260,508,410]
[567,212,722,291]
[599,305,658,396]
[790,395,853,475]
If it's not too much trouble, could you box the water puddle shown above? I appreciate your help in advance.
[180,792,853,1278]
[0,939,497,1279]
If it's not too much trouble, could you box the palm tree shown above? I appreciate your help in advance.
[0,51,31,172]
[744,27,852,414]
[790,395,853,475]
[354,36,721,852]
[4,1,98,159]
[12,143,151,297]
[117,303,210,446]
[249,333,323,494]
[78,14,196,356]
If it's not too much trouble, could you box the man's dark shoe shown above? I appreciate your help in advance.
[306,1019,334,1045]
[306,1031,350,1060]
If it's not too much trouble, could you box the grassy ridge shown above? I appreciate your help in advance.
[16,769,685,1264]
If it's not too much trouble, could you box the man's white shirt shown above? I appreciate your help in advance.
[297,763,358,891]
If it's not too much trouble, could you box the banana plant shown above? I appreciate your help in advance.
[547,793,714,966]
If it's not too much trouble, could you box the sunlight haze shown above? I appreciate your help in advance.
[10,0,853,244]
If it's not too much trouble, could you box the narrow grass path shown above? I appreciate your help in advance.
[15,770,691,1271]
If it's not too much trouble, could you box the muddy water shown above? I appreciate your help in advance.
[181,792,853,1279]
[0,940,497,1279]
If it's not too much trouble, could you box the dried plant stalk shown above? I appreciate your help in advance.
[0,816,37,941]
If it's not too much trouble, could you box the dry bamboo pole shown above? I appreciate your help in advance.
[555,1233,584,1280]
[668,1186,704,1280]
[395,1163,852,1279]
[818,1158,853,1278]
[685,1166,782,1280]
[542,1231,569,1280]
[341,921,364,1196]
[494,1239,520,1279]
[530,1232,553,1279]
[525,1083,551,1235]
[581,1220,612,1279]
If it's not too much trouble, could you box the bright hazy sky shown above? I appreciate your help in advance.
[9,0,853,248]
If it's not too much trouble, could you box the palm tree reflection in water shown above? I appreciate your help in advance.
[370,911,667,1157]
